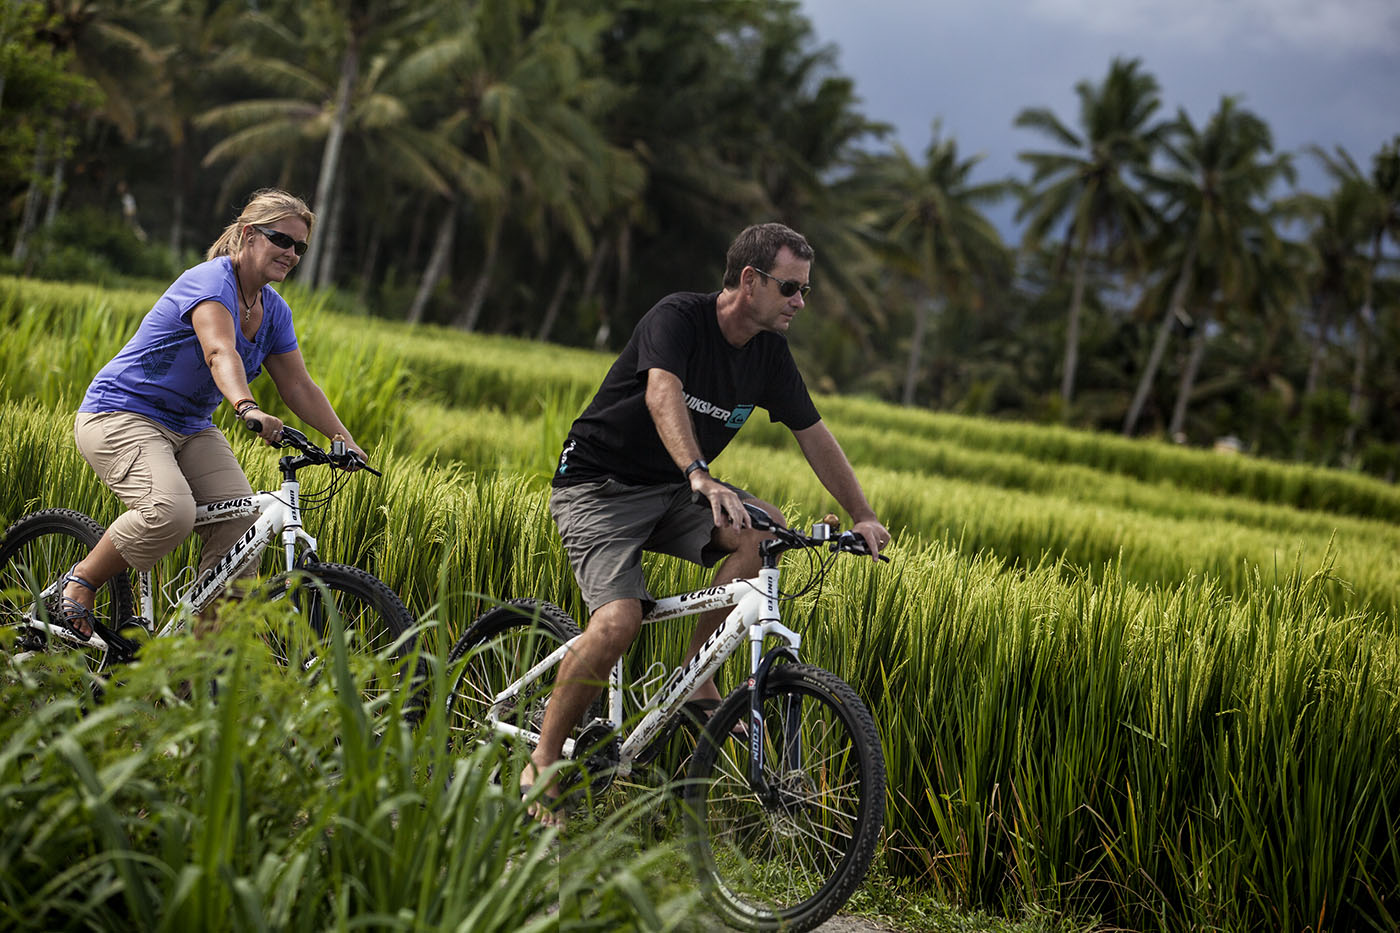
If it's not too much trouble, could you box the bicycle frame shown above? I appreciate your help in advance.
[486,565,804,781]
[139,478,318,638]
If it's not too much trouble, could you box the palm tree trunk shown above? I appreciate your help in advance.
[580,235,612,349]
[169,126,192,266]
[318,170,347,287]
[1124,242,1196,435]
[300,39,358,287]
[614,222,632,328]
[456,212,503,331]
[1303,296,1333,399]
[536,264,574,342]
[10,132,46,263]
[1342,232,1382,457]
[407,200,457,325]
[1168,307,1211,440]
[356,224,383,310]
[901,297,930,406]
[43,151,64,228]
[1060,247,1089,409]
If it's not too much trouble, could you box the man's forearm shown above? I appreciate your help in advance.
[795,422,877,523]
[645,369,704,473]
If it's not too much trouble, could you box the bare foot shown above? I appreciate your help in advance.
[520,758,565,828]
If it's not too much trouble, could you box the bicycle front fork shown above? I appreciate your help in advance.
[747,644,801,804]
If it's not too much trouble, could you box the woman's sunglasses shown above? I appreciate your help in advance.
[752,266,811,298]
[253,224,308,256]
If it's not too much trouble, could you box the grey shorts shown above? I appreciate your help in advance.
[548,478,754,614]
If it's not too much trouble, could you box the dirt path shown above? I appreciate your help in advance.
[814,916,901,932]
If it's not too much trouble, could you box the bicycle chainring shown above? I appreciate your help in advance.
[569,719,621,796]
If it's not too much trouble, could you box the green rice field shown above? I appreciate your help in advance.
[3,275,1399,931]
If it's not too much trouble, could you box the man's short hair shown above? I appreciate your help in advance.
[723,223,814,288]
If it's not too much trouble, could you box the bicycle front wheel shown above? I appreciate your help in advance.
[683,663,886,933]
[0,508,135,679]
[267,562,421,724]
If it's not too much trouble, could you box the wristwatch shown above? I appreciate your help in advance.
[684,458,710,478]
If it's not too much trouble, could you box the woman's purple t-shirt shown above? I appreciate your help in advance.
[80,257,298,434]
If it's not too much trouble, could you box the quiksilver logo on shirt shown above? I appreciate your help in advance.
[684,394,754,429]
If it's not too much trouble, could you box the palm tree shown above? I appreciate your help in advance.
[731,6,892,372]
[1122,97,1295,438]
[10,0,162,258]
[1,0,99,260]
[197,0,460,288]
[129,0,250,261]
[1287,164,1373,405]
[1015,56,1167,412]
[1313,138,1400,456]
[399,0,637,331]
[861,125,1010,406]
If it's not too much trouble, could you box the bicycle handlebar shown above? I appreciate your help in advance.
[693,493,889,562]
[243,418,381,476]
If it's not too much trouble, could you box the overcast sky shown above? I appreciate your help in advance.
[797,0,1400,236]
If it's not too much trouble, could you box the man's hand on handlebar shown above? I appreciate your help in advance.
[690,474,751,530]
[850,517,891,562]
[330,433,370,472]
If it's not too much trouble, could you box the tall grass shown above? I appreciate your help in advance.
[817,396,1400,523]
[10,272,1400,524]
[9,276,1400,929]
[0,600,693,931]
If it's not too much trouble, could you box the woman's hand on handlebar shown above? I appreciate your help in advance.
[242,408,286,446]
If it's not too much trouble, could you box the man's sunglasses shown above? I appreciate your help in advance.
[752,266,811,298]
[253,224,308,256]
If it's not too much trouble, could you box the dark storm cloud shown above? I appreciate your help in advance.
[800,0,1400,234]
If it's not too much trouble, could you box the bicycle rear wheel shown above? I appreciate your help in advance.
[446,598,598,753]
[0,509,135,682]
[682,663,886,932]
[266,562,421,726]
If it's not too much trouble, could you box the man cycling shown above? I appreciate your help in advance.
[525,222,889,824]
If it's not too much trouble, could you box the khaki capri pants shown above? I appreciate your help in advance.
[74,411,257,577]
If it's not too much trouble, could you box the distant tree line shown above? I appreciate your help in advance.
[2,0,1397,476]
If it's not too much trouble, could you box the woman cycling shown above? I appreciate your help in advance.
[53,187,367,638]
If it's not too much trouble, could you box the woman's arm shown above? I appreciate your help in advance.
[264,348,366,461]
[191,300,284,445]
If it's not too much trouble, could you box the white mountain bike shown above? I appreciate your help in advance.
[0,424,417,711]
[446,499,888,932]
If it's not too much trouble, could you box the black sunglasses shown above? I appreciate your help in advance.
[253,224,308,256]
[752,266,811,298]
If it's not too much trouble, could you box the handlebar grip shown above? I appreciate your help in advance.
[244,416,262,433]
[836,531,891,561]
[348,450,382,476]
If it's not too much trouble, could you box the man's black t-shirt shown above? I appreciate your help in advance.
[552,291,821,488]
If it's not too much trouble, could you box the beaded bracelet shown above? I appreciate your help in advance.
[234,398,259,416]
